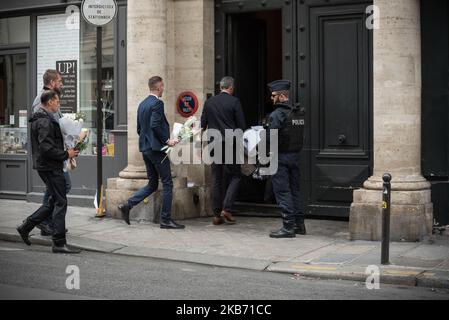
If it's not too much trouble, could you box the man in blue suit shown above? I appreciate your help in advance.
[118,76,185,229]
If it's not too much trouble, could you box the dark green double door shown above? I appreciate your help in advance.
[215,0,373,218]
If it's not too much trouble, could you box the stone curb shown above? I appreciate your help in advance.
[267,262,449,289]
[1,228,448,290]
[0,227,270,271]
[113,246,271,271]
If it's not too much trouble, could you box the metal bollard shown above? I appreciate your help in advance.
[381,173,392,265]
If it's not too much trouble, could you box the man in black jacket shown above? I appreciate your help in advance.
[32,69,71,236]
[201,76,246,225]
[17,90,80,253]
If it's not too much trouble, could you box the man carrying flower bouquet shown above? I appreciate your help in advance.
[17,90,80,253]
[31,69,72,237]
[118,76,185,229]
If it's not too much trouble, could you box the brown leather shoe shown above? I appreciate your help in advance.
[212,216,225,225]
[221,210,236,224]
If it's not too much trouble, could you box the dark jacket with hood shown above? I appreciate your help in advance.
[29,107,68,171]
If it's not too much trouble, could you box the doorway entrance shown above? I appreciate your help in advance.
[215,0,373,218]
[226,10,282,205]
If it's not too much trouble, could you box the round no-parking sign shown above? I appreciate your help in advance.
[177,92,199,118]
[81,0,117,26]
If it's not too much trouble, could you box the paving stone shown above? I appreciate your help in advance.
[434,259,449,271]
[402,245,449,260]
[313,253,360,265]
[391,256,444,269]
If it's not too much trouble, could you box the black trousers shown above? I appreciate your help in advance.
[271,153,304,224]
[27,170,67,246]
[211,163,241,216]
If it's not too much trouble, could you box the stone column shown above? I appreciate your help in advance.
[105,0,205,221]
[349,0,433,241]
[172,0,215,216]
[119,0,167,180]
[106,0,168,221]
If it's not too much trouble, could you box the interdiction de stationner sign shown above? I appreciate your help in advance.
[176,92,199,118]
[81,0,117,26]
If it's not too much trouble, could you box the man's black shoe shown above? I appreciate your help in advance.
[118,203,131,225]
[17,220,34,246]
[269,227,296,238]
[52,245,81,254]
[295,222,307,235]
[160,219,185,229]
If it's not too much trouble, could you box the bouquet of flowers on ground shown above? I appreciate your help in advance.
[161,116,201,162]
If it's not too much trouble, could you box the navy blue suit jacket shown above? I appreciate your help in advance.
[137,95,170,153]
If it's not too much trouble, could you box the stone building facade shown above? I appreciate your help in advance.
[0,0,445,242]
[104,0,449,242]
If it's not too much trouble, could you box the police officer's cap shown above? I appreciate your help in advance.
[267,79,291,92]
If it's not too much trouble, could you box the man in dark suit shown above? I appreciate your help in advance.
[201,76,246,225]
[118,76,185,229]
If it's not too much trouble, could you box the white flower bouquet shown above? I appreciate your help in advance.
[58,115,89,170]
[161,116,201,162]
[66,128,89,171]
[59,116,84,148]
[73,128,90,152]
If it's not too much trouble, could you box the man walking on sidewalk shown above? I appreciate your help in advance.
[32,69,71,237]
[200,76,246,225]
[118,76,185,229]
[17,90,80,253]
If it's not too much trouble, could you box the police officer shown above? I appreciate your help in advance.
[265,80,306,238]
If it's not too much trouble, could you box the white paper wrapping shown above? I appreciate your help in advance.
[243,126,264,155]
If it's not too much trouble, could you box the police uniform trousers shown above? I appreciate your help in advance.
[271,152,304,226]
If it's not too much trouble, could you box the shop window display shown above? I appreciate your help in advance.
[0,53,28,155]
[0,127,27,154]
[79,18,115,156]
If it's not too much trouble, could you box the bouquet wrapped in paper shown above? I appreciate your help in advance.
[66,128,89,171]
[161,116,201,162]
[74,128,90,151]
[58,115,84,171]
[59,116,84,149]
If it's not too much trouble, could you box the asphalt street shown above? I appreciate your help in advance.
[0,241,448,300]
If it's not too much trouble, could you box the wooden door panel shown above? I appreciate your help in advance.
[322,19,361,149]
[314,163,371,203]
[306,3,373,216]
